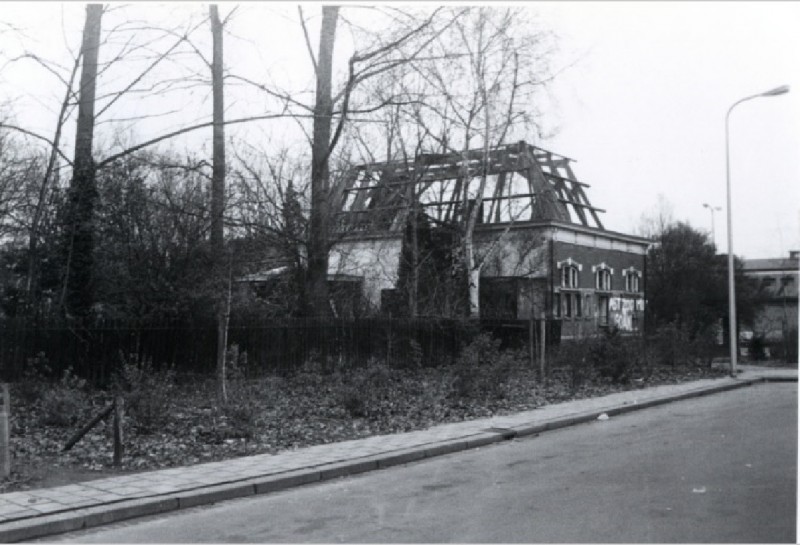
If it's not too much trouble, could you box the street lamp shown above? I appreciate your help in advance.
[725,84,790,378]
[702,203,721,248]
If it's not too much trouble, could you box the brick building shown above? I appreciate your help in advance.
[328,141,651,338]
[742,251,799,360]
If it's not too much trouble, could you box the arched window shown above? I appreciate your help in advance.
[624,269,641,293]
[594,264,613,291]
[557,258,582,289]
[561,265,579,288]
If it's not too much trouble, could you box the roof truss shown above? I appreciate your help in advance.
[331,140,606,234]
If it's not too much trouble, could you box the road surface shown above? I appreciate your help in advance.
[48,382,797,543]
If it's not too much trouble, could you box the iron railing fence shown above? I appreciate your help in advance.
[0,317,559,384]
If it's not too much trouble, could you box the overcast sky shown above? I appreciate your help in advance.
[2,2,798,260]
[539,1,799,259]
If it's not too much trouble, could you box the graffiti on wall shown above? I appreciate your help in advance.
[609,297,642,331]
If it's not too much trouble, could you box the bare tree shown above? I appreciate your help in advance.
[61,3,103,319]
[307,6,339,317]
[234,6,456,316]
[209,4,229,404]
[1,5,218,318]
[394,7,558,317]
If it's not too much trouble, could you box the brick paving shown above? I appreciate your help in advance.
[0,365,794,541]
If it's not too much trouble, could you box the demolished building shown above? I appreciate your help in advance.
[328,141,651,338]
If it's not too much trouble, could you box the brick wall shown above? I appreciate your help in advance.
[552,240,646,337]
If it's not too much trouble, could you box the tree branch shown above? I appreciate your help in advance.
[298,6,318,76]
[96,111,296,169]
[0,124,73,166]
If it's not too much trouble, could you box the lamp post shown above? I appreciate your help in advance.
[702,203,721,248]
[725,84,790,378]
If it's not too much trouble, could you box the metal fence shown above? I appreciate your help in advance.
[0,316,559,384]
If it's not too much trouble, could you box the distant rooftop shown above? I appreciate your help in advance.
[743,250,799,272]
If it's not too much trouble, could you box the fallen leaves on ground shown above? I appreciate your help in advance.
[2,364,725,493]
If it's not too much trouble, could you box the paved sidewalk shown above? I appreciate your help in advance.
[1,366,795,542]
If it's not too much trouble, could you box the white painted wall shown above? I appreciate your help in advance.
[329,237,403,308]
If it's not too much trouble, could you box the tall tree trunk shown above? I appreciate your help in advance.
[210,4,227,404]
[307,5,339,317]
[210,5,226,253]
[464,8,494,319]
[62,3,103,319]
[410,201,419,317]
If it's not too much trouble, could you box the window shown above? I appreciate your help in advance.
[625,272,640,293]
[779,276,795,296]
[596,269,612,291]
[561,265,579,288]
[559,292,583,320]
[593,263,614,291]
[622,267,641,293]
[584,293,593,317]
[558,258,582,288]
[598,295,609,326]
[557,259,584,320]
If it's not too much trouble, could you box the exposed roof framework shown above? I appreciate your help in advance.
[332,141,605,234]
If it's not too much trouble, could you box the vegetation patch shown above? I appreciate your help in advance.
[2,339,727,493]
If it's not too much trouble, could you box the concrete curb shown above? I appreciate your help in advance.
[1,374,794,542]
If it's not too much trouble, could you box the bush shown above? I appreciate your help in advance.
[114,353,176,434]
[15,352,52,406]
[225,343,250,396]
[552,337,597,391]
[339,361,398,418]
[450,333,525,400]
[648,323,717,367]
[217,346,271,440]
[553,329,645,387]
[749,335,767,361]
[219,400,259,440]
[586,328,643,384]
[39,368,90,427]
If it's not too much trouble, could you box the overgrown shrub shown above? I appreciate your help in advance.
[553,329,645,387]
[450,333,525,400]
[39,368,90,427]
[408,339,424,368]
[586,328,642,384]
[15,352,52,406]
[649,323,692,367]
[225,343,250,395]
[339,361,398,418]
[219,400,259,440]
[777,327,798,363]
[114,353,176,434]
[217,344,268,439]
[648,323,718,367]
[552,337,597,391]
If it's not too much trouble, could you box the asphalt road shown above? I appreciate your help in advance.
[48,382,797,543]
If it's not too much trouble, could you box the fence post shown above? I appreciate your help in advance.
[386,312,393,366]
[0,384,9,479]
[113,394,124,466]
[539,313,547,380]
[528,315,535,368]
